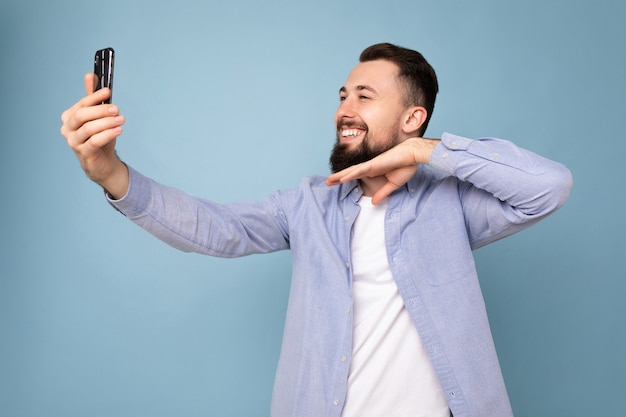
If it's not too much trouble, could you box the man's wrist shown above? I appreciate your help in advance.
[100,160,130,200]
[410,137,441,165]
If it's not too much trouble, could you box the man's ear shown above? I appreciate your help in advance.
[402,106,428,136]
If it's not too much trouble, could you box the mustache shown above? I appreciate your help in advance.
[337,119,368,131]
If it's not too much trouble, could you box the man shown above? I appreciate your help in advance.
[60,43,573,417]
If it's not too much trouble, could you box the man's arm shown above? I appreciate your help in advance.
[60,73,129,199]
[105,166,291,257]
[429,133,572,247]
[326,133,573,244]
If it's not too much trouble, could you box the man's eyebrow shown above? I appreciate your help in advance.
[338,85,379,95]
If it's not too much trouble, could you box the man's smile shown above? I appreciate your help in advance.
[338,120,367,143]
[341,128,364,138]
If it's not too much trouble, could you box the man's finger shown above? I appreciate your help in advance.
[372,181,400,205]
[84,72,97,95]
[326,164,364,185]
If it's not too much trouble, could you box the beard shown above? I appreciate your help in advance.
[329,139,381,173]
[329,121,401,173]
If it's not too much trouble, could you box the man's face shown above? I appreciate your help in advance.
[330,59,408,173]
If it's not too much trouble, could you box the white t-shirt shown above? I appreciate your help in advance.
[341,196,450,417]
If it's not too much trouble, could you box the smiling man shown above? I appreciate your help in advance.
[60,43,572,417]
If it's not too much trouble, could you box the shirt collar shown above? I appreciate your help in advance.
[337,177,419,202]
[339,180,362,201]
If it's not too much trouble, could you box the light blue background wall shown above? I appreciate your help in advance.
[1,0,624,415]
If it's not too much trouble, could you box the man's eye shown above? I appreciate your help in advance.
[339,96,346,101]
[360,96,370,100]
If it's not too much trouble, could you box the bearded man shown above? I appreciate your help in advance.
[60,43,572,417]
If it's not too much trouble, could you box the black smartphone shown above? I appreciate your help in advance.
[94,47,115,104]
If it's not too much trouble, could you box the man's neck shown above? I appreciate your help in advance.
[359,176,389,198]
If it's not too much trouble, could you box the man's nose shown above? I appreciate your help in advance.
[335,98,356,121]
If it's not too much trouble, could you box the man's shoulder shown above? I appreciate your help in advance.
[296,175,352,198]
[299,175,327,186]
[271,175,356,206]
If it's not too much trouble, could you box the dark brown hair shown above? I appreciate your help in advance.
[360,43,438,136]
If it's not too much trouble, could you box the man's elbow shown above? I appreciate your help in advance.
[544,163,574,213]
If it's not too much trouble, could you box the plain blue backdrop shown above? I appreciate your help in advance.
[1,0,625,416]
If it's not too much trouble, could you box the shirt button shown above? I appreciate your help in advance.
[346,307,351,314]
[341,355,347,362]
[450,141,457,148]
[333,399,340,406]
[346,261,351,269]
[442,152,449,159]
[344,216,351,222]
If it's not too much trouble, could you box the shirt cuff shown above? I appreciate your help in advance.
[105,166,153,217]
[428,132,472,174]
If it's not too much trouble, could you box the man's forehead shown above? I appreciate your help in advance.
[341,60,401,92]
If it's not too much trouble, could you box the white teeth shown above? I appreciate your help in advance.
[342,129,361,137]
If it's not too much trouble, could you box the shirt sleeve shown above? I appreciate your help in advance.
[428,132,573,249]
[106,166,290,257]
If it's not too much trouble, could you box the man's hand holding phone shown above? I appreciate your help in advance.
[60,49,129,199]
